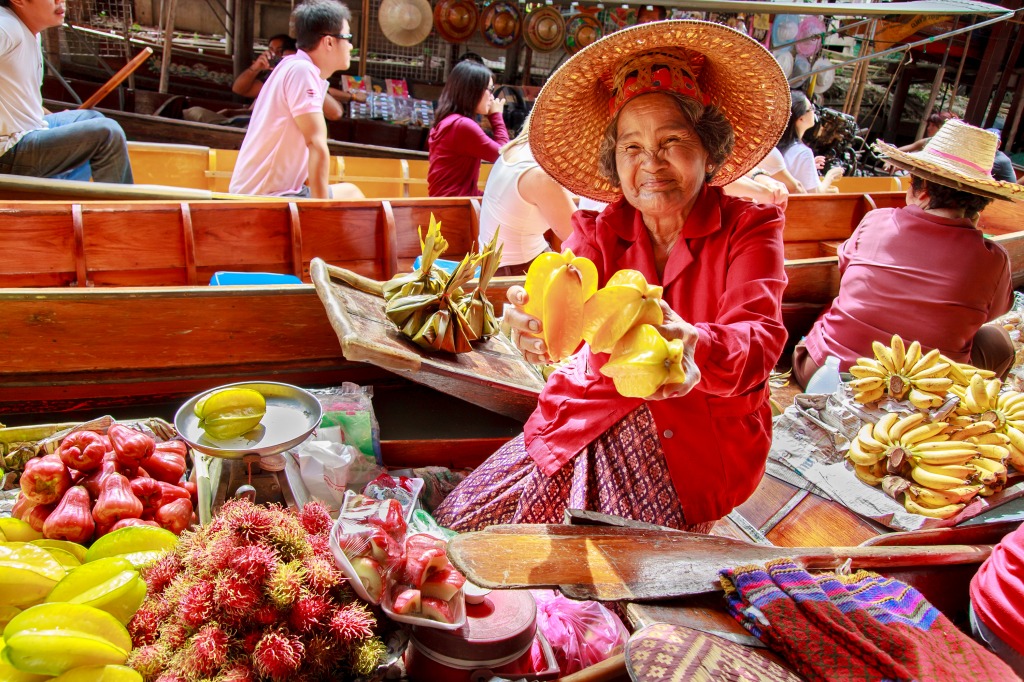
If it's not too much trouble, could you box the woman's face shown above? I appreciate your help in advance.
[614,93,709,219]
[795,100,816,138]
[475,79,495,116]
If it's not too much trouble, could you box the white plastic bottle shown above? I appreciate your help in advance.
[805,355,842,395]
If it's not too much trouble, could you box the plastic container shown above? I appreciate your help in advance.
[209,271,302,286]
[806,355,842,395]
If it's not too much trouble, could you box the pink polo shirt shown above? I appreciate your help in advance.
[971,523,1024,656]
[804,205,1012,370]
[524,187,788,524]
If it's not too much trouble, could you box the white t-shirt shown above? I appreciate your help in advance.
[479,146,548,266]
[781,142,821,192]
[760,147,787,176]
[230,51,327,196]
[0,7,47,156]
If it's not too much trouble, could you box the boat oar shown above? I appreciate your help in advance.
[446,524,992,602]
[78,47,154,110]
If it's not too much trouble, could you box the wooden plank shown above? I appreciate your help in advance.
[765,493,884,547]
[733,474,801,531]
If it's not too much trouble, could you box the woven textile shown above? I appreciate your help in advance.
[433,405,715,533]
[720,559,1018,682]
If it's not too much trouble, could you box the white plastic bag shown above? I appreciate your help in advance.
[295,440,380,511]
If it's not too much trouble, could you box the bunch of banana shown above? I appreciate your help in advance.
[948,375,1024,474]
[940,355,996,387]
[848,335,953,408]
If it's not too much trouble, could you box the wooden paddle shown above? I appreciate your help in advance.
[446,524,993,601]
[78,47,154,110]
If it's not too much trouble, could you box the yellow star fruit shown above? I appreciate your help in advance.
[581,269,664,354]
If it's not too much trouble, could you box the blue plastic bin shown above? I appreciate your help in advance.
[411,256,481,278]
[209,271,303,286]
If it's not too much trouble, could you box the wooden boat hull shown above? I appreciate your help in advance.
[2,193,1023,416]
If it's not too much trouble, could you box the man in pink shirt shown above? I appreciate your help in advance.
[229,0,361,199]
[794,121,1022,387]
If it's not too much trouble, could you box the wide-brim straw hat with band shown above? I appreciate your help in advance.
[529,20,791,203]
[873,119,1024,202]
[480,0,522,48]
[378,0,433,46]
[433,0,478,43]
[524,5,565,53]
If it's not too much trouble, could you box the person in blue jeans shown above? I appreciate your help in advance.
[0,0,132,183]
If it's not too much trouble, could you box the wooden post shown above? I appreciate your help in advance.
[232,0,254,78]
[359,0,370,78]
[224,0,234,56]
[522,45,533,86]
[985,22,1024,129]
[158,0,177,94]
[1004,70,1024,153]
[963,13,1013,124]
[884,63,912,143]
[916,20,958,140]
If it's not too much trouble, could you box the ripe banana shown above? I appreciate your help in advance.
[903,340,922,375]
[888,413,927,442]
[942,357,971,386]
[971,456,1008,478]
[909,363,951,380]
[968,433,1010,446]
[973,443,1010,462]
[854,386,886,404]
[911,349,943,377]
[909,446,979,466]
[848,438,886,466]
[904,496,965,519]
[849,377,884,392]
[850,360,887,379]
[856,423,887,453]
[908,389,944,410]
[910,461,973,489]
[949,422,996,441]
[899,421,948,446]
[890,335,906,372]
[908,484,980,506]
[912,378,954,393]
[873,413,900,443]
[853,462,887,486]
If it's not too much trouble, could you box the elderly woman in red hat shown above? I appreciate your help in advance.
[434,20,791,532]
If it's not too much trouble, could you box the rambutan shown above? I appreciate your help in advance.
[228,544,278,585]
[127,643,169,680]
[253,630,305,681]
[266,522,312,563]
[267,561,304,609]
[351,637,388,676]
[307,532,332,559]
[153,673,187,682]
[216,662,256,682]
[128,602,163,647]
[302,555,342,594]
[158,619,190,650]
[241,629,263,654]
[330,602,377,644]
[220,498,275,543]
[214,572,263,617]
[142,552,181,596]
[288,594,332,633]
[252,603,281,626]
[298,500,332,536]
[302,634,337,676]
[180,581,216,628]
[178,623,230,679]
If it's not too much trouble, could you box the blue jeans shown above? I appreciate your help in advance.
[0,110,133,184]
[970,602,1024,677]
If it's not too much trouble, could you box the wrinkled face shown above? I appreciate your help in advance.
[11,0,66,33]
[475,78,495,116]
[614,93,709,219]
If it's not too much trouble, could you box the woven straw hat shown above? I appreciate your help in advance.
[873,120,1024,202]
[433,0,478,43]
[524,5,565,53]
[480,0,522,48]
[378,0,432,47]
[529,20,791,203]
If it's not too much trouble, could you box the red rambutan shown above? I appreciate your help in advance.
[180,581,215,629]
[241,629,263,654]
[252,603,281,626]
[179,623,229,679]
[221,498,275,543]
[158,619,190,650]
[267,561,304,609]
[142,552,181,596]
[253,630,305,681]
[288,594,332,633]
[298,501,332,536]
[329,602,377,644]
[153,674,187,682]
[307,532,332,559]
[228,544,278,585]
[214,572,264,617]
[127,643,169,680]
[128,602,163,647]
[303,555,343,594]
[217,662,256,682]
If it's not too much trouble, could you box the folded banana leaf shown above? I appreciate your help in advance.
[401,253,483,354]
[382,214,450,302]
[462,229,503,341]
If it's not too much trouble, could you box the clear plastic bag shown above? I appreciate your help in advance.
[311,383,381,463]
[528,589,629,676]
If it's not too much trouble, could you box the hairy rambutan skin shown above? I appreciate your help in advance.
[154,674,187,682]
[254,630,305,681]
[330,602,377,643]
[158,619,190,650]
[228,544,278,585]
[351,637,388,676]
[214,572,264,617]
[180,581,216,629]
[288,594,332,633]
[267,561,304,609]
[177,623,230,679]
[299,500,332,536]
[220,498,275,543]
[303,555,343,594]
[143,553,182,596]
[129,601,164,647]
[252,604,281,626]
[307,532,332,560]
[127,643,169,681]
[217,662,256,682]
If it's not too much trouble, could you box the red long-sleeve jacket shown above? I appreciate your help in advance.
[427,112,508,197]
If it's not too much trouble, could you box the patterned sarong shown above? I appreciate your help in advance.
[720,559,1017,682]
[433,405,715,533]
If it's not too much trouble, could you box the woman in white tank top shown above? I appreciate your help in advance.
[479,130,576,276]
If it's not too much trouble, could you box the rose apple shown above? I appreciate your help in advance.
[350,556,383,603]
[420,596,455,624]
[404,547,448,587]
[391,587,422,615]
[421,566,466,602]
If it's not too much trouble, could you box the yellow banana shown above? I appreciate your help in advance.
[908,484,980,506]
[973,368,997,379]
[950,422,996,441]
[973,443,1009,462]
[909,446,979,466]
[1007,445,1024,472]
[968,461,1000,486]
[887,413,927,442]
[910,363,952,380]
[908,389,943,410]
[849,377,884,392]
[899,422,948,446]
[997,391,1024,416]
[903,340,922,376]
[854,386,886,404]
[904,496,965,519]
[1005,426,1024,453]
[979,484,999,497]
[914,440,980,451]
[910,462,972,489]
[856,423,887,453]
[873,340,897,374]
[890,335,906,372]
[850,358,888,378]
[873,412,900,443]
[848,438,886,466]
[964,374,989,413]
[853,462,886,486]
[911,349,943,376]
[912,378,954,394]
[942,357,970,386]
[971,456,1008,478]
[1008,419,1024,432]
[968,433,1010,446]
[947,415,976,428]
[985,378,1003,405]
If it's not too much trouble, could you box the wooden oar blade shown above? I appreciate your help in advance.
[446,524,792,601]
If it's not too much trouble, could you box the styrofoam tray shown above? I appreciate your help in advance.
[329,521,384,604]
[381,583,466,630]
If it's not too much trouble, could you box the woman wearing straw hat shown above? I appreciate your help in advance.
[434,20,791,532]
[427,60,508,197]
[793,120,1024,389]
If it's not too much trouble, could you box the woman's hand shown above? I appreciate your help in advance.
[753,174,789,209]
[487,96,507,116]
[814,155,826,170]
[648,300,701,400]
[505,286,550,364]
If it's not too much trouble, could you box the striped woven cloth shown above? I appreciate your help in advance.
[720,559,1016,681]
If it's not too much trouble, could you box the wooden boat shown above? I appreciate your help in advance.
[2,192,1023,418]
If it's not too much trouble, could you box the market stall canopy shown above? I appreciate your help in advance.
[379,0,433,47]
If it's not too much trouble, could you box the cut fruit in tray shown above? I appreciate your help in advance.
[421,566,466,602]
[420,596,456,624]
[349,556,384,604]
[391,588,422,615]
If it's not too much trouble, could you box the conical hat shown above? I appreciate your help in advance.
[433,0,478,43]
[564,11,602,54]
[379,0,432,47]
[524,5,565,53]
[480,0,522,48]
[874,119,1024,202]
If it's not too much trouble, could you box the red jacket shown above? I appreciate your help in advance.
[971,523,1024,655]
[427,113,508,197]
[525,187,788,523]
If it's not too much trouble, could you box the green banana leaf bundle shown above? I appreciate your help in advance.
[388,253,482,354]
[460,229,503,341]
[382,214,450,303]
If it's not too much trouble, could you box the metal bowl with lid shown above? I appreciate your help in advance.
[174,381,322,460]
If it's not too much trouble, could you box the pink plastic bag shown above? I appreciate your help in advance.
[528,590,629,675]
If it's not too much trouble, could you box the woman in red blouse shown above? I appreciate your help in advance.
[434,21,791,532]
[427,60,508,197]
